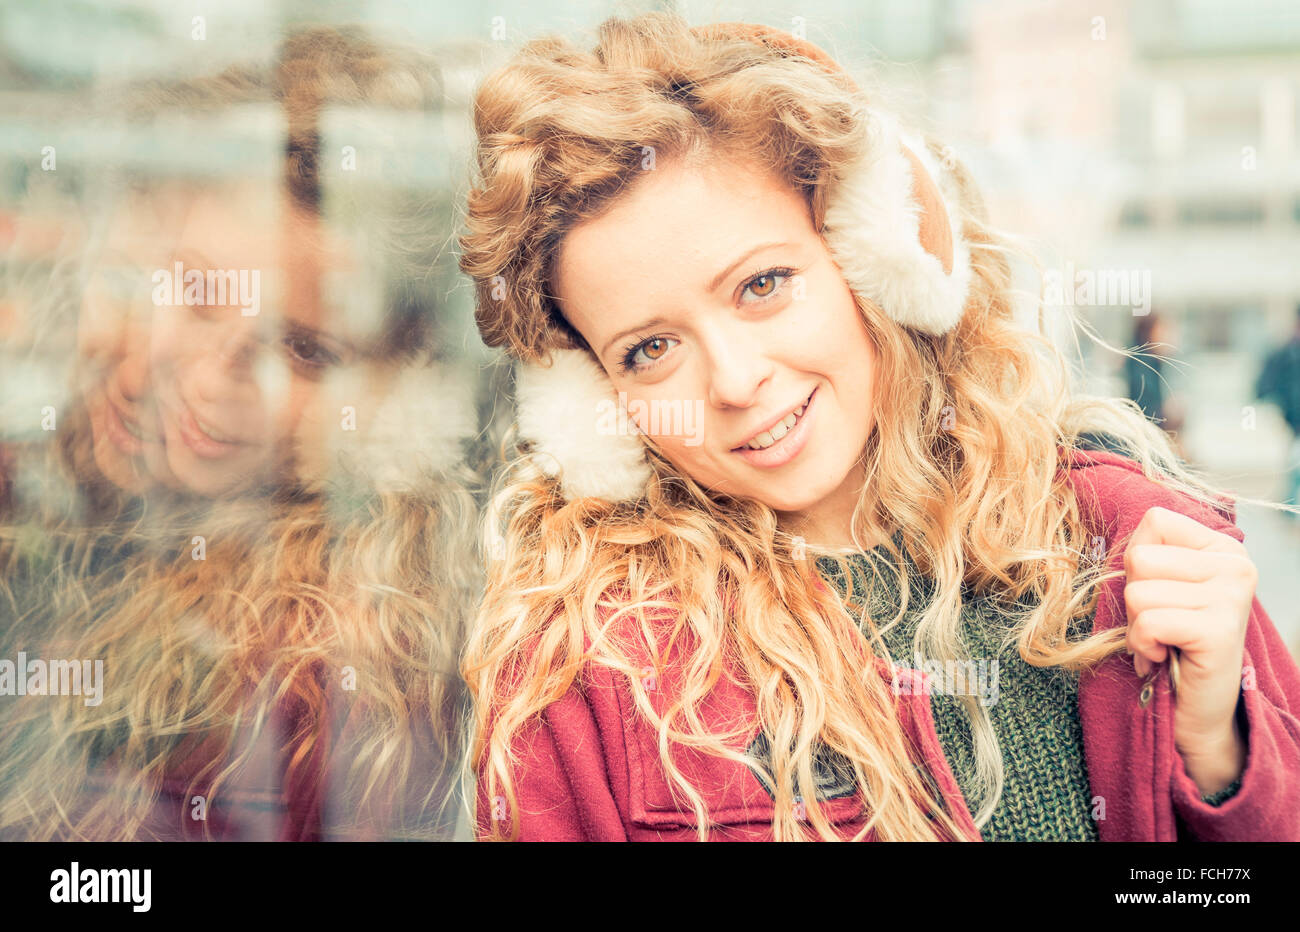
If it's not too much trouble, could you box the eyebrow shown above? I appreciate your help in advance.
[283,317,353,349]
[598,240,796,359]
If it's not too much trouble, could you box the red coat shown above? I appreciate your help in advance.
[475,448,1300,840]
[77,691,328,841]
[1065,447,1300,840]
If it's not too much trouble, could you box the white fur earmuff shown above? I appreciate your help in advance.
[514,348,654,502]
[823,112,973,337]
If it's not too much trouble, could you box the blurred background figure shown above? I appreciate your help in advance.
[1254,303,1300,516]
[1124,311,1187,460]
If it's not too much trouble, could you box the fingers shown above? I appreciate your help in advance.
[1124,578,1211,613]
[1121,508,1259,687]
[1125,541,1257,591]
[1125,603,1244,668]
[1129,646,1182,682]
[1125,606,1199,666]
[1129,506,1242,556]
[1124,542,1237,584]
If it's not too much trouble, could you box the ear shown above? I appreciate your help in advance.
[689,23,974,335]
[822,110,973,336]
[514,348,653,503]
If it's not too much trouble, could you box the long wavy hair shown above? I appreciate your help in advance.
[0,461,478,840]
[457,11,1293,841]
[0,26,481,840]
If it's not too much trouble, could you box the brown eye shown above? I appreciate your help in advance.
[747,274,777,298]
[620,335,678,373]
[283,333,340,369]
[741,267,795,303]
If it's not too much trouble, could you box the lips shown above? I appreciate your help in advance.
[730,386,818,468]
[170,397,246,458]
[100,399,143,455]
[732,387,817,452]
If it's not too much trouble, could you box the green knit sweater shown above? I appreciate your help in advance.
[813,538,1240,841]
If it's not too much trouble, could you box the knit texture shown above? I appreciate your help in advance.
[813,534,1242,840]
[815,536,1099,841]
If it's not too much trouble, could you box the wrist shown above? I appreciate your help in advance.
[1177,713,1246,798]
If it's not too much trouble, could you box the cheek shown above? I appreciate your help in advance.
[834,333,876,418]
[807,292,877,431]
[277,374,318,434]
[76,301,117,361]
[842,339,879,438]
[621,388,704,443]
[643,418,721,487]
[77,310,137,395]
[619,395,707,468]
[148,311,194,376]
[824,290,875,372]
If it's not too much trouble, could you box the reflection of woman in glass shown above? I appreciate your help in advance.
[77,262,165,497]
[460,14,1300,841]
[0,29,480,840]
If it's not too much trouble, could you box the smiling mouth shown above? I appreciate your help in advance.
[169,396,247,455]
[100,400,142,453]
[192,413,240,444]
[733,388,816,452]
[100,396,163,453]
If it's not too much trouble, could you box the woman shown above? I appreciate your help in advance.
[0,27,481,840]
[458,14,1300,841]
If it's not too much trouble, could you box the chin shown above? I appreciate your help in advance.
[92,449,140,494]
[745,486,824,514]
[165,457,244,498]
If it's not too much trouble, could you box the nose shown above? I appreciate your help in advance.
[113,347,150,404]
[700,321,773,410]
[189,315,265,405]
[214,315,263,374]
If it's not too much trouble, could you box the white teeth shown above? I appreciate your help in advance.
[196,417,235,443]
[745,393,812,450]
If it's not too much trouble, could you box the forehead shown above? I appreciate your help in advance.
[170,184,391,344]
[552,153,813,324]
[172,183,301,261]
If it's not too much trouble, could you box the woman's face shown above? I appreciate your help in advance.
[79,197,178,494]
[77,315,157,495]
[145,184,356,498]
[554,151,878,546]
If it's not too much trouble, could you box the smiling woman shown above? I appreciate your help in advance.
[459,12,1300,842]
